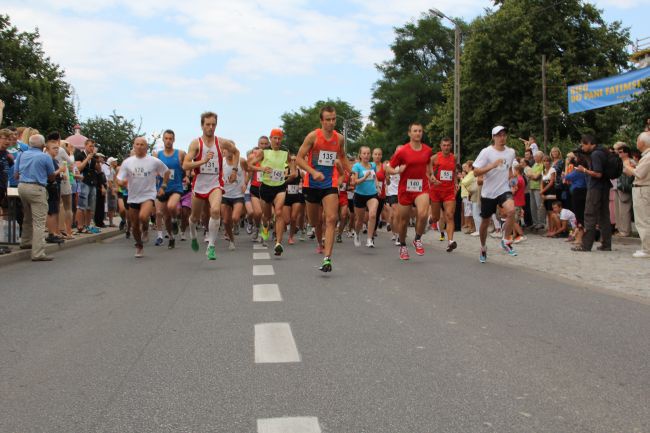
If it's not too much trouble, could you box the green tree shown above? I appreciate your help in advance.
[81,111,143,160]
[0,15,77,132]
[370,12,455,149]
[431,0,630,158]
[279,99,362,154]
[620,79,650,145]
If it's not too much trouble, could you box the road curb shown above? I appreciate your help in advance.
[0,228,123,267]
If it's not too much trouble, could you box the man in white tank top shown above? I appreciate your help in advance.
[182,111,239,261]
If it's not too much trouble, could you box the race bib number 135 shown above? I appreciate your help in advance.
[318,150,336,167]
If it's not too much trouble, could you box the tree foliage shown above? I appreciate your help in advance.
[370,12,455,150]
[0,15,77,133]
[279,99,363,154]
[81,111,143,160]
[620,79,650,145]
[430,0,630,158]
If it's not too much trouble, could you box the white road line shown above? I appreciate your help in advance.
[253,252,271,260]
[253,284,282,302]
[255,323,301,363]
[257,417,321,433]
[253,244,268,250]
[253,265,274,276]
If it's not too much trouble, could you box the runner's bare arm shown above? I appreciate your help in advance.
[296,131,319,178]
[219,138,240,162]
[182,139,207,171]
[247,149,264,167]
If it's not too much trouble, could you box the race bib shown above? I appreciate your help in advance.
[365,170,376,180]
[200,159,219,175]
[406,179,423,192]
[269,169,284,182]
[318,150,336,167]
[169,171,175,180]
[287,184,300,194]
[133,166,148,178]
[347,191,354,199]
[339,182,347,192]
[255,171,262,182]
[440,170,453,181]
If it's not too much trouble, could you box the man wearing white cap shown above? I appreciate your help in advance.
[472,125,518,263]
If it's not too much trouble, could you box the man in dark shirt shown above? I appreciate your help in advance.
[0,129,15,206]
[572,134,612,251]
[74,139,101,233]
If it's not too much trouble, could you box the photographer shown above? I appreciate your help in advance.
[564,151,588,244]
[74,139,101,234]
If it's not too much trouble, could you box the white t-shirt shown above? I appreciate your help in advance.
[559,208,577,229]
[473,145,516,199]
[529,142,539,154]
[101,163,113,182]
[387,173,400,196]
[117,155,169,204]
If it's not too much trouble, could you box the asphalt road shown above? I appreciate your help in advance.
[1,231,648,432]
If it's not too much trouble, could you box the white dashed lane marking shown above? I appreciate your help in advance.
[253,265,275,276]
[254,252,271,260]
[253,244,268,250]
[257,417,322,433]
[255,323,301,363]
[253,284,282,302]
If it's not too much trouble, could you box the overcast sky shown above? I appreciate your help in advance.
[5,0,649,154]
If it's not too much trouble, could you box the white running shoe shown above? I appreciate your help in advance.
[353,231,361,247]
[229,241,236,250]
[366,238,374,248]
[470,231,480,237]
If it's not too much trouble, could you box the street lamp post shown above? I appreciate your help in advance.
[430,8,461,163]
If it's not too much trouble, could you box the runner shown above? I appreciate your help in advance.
[116,137,170,258]
[372,147,387,238]
[283,154,305,245]
[248,129,289,256]
[296,105,351,272]
[472,125,518,263]
[247,136,270,241]
[351,146,379,248]
[221,146,248,250]
[182,111,240,260]
[384,145,401,245]
[429,137,458,252]
[336,167,351,243]
[386,123,433,260]
[153,130,186,249]
[179,174,192,240]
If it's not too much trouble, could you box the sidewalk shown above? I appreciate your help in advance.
[0,227,123,267]
[417,228,650,300]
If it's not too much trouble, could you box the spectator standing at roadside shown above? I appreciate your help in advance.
[14,134,55,261]
[57,140,75,239]
[564,151,588,245]
[572,135,612,252]
[622,131,650,258]
[94,153,108,228]
[106,157,118,227]
[44,133,65,244]
[74,139,101,234]
[6,127,28,232]
[541,155,557,231]
[0,129,14,204]
[613,143,634,237]
[527,151,545,229]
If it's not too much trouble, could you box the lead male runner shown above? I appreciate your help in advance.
[182,112,239,261]
[296,105,351,272]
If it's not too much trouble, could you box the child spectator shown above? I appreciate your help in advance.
[45,133,64,244]
[510,164,527,243]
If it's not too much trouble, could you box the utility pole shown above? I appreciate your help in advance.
[431,8,461,163]
[542,54,549,154]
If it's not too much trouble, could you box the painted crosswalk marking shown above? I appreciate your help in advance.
[253,265,275,276]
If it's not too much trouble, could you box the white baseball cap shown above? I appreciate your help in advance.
[491,125,506,136]
[107,157,117,164]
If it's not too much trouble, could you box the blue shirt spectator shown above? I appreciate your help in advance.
[7,141,28,187]
[564,168,587,192]
[15,146,55,187]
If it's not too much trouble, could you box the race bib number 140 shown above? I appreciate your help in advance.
[406,179,423,192]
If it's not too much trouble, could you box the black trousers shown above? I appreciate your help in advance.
[94,187,106,227]
[582,187,611,250]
